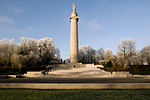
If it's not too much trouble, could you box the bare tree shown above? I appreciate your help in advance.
[0,39,17,66]
[37,37,60,65]
[130,51,142,65]
[99,49,115,67]
[54,48,61,63]
[141,45,150,65]
[18,37,38,55]
[18,37,39,67]
[103,49,113,61]
[11,54,22,71]
[116,54,128,70]
[0,37,61,73]
[117,39,136,66]
[78,45,96,64]
[95,48,104,63]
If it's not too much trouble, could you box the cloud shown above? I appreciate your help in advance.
[88,19,101,30]
[0,15,15,24]
[14,8,24,14]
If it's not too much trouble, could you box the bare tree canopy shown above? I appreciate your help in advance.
[0,39,17,66]
[103,49,113,61]
[118,39,136,59]
[96,48,104,60]
[78,45,96,64]
[141,45,150,65]
[0,37,61,69]
[37,37,60,65]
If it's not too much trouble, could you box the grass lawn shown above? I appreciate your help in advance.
[0,89,150,100]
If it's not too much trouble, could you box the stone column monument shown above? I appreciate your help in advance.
[70,4,79,63]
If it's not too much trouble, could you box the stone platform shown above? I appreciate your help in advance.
[52,63,83,70]
[45,64,132,78]
[10,64,149,78]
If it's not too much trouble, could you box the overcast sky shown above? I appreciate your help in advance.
[0,0,150,59]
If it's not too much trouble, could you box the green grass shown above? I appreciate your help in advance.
[0,89,150,100]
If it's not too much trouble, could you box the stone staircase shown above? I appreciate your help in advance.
[23,64,132,78]
[45,64,114,78]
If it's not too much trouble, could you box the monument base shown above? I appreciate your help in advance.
[52,63,83,70]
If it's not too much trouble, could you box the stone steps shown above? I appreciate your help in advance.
[46,65,112,78]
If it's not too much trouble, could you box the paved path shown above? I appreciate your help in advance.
[1,77,150,83]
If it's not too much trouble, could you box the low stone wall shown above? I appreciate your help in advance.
[82,64,95,67]
[0,83,150,89]
[133,75,150,78]
[112,72,132,78]
[111,72,150,78]
[24,71,42,77]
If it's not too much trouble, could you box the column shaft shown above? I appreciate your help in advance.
[70,18,78,63]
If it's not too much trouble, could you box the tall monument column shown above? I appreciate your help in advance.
[70,4,79,63]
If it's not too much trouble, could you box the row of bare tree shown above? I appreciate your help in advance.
[0,37,61,70]
[0,37,150,70]
[78,39,150,69]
